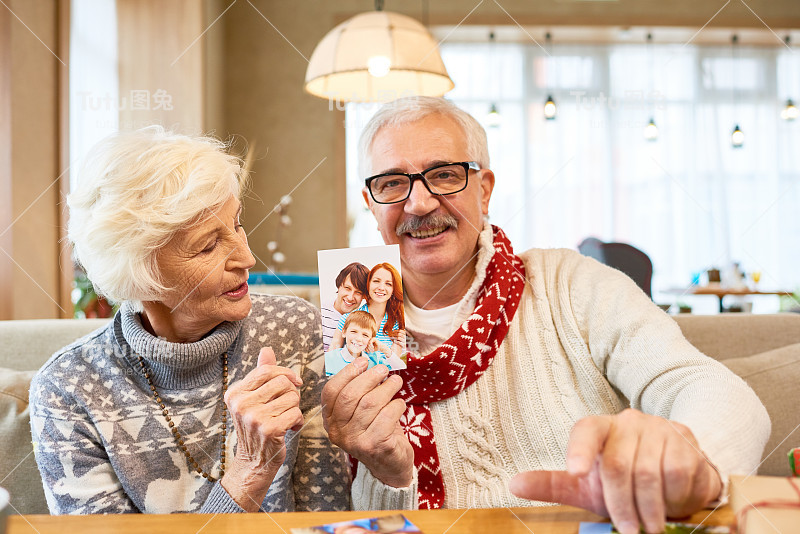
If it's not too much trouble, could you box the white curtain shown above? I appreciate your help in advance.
[69,0,119,191]
[346,39,800,312]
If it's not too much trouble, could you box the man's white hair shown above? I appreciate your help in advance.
[357,96,490,179]
[68,126,247,312]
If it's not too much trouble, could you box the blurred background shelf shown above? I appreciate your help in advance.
[248,272,321,308]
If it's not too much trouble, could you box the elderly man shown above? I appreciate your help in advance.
[321,262,369,350]
[323,97,769,533]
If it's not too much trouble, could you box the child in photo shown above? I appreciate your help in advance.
[325,311,404,376]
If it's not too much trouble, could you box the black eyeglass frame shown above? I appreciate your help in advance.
[364,161,481,205]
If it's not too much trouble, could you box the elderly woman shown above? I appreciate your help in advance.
[30,127,350,514]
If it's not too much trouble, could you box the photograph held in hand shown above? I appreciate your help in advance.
[318,244,408,376]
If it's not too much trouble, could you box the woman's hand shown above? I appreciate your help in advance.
[220,346,304,512]
[391,330,406,357]
[369,337,392,357]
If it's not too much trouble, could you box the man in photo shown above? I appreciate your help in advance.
[321,96,769,534]
[321,262,369,351]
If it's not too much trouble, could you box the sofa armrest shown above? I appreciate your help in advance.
[0,319,109,371]
[0,368,49,514]
[672,313,800,361]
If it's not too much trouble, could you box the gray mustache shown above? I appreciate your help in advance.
[395,213,459,236]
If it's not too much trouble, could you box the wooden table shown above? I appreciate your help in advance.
[666,285,792,313]
[7,505,734,534]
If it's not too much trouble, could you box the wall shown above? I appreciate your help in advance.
[117,0,205,134]
[1,0,64,319]
[221,1,349,274]
[0,4,13,319]
[218,0,800,274]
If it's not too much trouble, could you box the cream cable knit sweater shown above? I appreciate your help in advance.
[352,224,770,510]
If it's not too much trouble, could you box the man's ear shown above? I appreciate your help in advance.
[479,169,495,216]
[363,187,381,225]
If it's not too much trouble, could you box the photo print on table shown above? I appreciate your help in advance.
[318,244,407,376]
[290,513,423,533]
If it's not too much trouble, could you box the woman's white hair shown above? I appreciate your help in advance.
[68,125,247,311]
[357,96,490,178]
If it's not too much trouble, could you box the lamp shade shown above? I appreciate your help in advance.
[304,11,454,103]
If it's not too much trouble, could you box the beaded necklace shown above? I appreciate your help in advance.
[136,352,228,482]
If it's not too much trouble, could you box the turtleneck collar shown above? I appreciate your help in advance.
[114,301,244,390]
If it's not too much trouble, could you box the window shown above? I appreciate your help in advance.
[69,0,119,190]
[346,34,800,312]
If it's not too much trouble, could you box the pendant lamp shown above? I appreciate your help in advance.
[304,2,454,103]
[731,124,744,148]
[782,99,799,121]
[730,34,744,148]
[486,31,501,127]
[543,32,557,120]
[644,117,659,141]
[644,32,658,141]
[781,36,798,121]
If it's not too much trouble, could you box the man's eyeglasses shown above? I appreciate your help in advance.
[364,161,481,205]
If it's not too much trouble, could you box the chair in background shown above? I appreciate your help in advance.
[577,237,605,263]
[578,237,654,299]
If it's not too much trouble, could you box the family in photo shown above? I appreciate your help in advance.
[318,247,408,376]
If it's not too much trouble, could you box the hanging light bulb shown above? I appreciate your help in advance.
[486,31,501,128]
[543,33,557,120]
[486,103,502,128]
[781,35,797,121]
[731,124,744,148]
[367,55,391,78]
[782,99,798,121]
[644,32,659,141]
[544,95,557,120]
[644,117,658,141]
[730,35,744,148]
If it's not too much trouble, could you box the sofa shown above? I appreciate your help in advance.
[2,314,799,515]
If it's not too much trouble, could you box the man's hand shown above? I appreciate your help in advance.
[509,409,722,534]
[322,358,414,487]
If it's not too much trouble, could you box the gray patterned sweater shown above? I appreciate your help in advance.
[30,294,351,514]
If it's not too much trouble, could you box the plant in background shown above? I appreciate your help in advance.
[778,287,800,313]
[72,269,116,319]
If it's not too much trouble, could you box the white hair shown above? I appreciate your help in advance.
[358,96,490,178]
[68,126,248,311]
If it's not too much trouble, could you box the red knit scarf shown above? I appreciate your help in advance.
[396,225,527,509]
